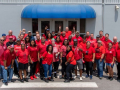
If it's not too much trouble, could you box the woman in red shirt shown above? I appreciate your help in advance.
[64,45,76,82]
[55,36,62,47]
[46,33,52,45]
[25,36,30,49]
[28,39,39,80]
[60,39,69,79]
[105,43,115,81]
[82,41,95,79]
[17,44,29,82]
[41,44,53,83]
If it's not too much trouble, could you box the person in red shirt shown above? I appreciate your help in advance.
[72,39,83,81]
[25,36,30,49]
[35,34,41,45]
[112,36,118,49]
[64,45,76,82]
[99,30,105,41]
[2,34,9,45]
[20,34,25,44]
[41,44,53,83]
[65,27,72,38]
[95,40,105,79]
[6,30,16,42]
[104,33,112,49]
[87,33,96,47]
[52,39,60,78]
[34,31,41,40]
[38,36,48,80]
[82,41,95,79]
[52,31,56,39]
[1,45,16,85]
[46,33,52,45]
[60,31,68,43]
[71,26,76,37]
[105,43,115,81]
[17,44,29,82]
[116,41,120,80]
[42,28,50,39]
[60,39,69,79]
[72,31,83,45]
[28,39,39,80]
[80,36,86,50]
[18,29,28,39]
[68,35,74,47]
[55,36,62,47]
[86,31,90,41]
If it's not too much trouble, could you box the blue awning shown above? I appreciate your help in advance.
[21,5,96,18]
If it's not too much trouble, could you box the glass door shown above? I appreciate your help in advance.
[41,21,50,35]
[55,21,63,33]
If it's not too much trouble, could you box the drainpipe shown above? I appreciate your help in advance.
[102,0,105,34]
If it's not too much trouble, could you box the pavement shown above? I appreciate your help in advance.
[0,65,120,90]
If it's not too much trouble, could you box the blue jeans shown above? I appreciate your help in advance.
[15,59,19,71]
[1,65,13,83]
[0,65,3,79]
[43,64,52,78]
[95,59,104,77]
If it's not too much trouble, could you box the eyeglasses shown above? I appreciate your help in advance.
[1,40,4,41]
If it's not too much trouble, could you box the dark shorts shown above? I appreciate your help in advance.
[19,63,28,70]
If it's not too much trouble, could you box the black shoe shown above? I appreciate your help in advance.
[64,80,70,83]
[60,77,64,79]
[54,73,57,78]
[20,79,24,83]
[24,78,29,82]
[70,78,75,81]
[44,79,49,83]
[117,77,120,80]
[11,79,15,82]
[48,78,54,82]
[40,77,44,80]
[99,77,102,80]
[4,82,8,86]
[110,77,113,81]
[107,76,111,80]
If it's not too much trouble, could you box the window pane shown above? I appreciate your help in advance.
[68,21,77,31]
[41,21,50,34]
[55,21,63,33]
[80,19,86,33]
[32,19,38,33]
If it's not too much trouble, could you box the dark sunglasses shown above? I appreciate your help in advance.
[1,40,4,41]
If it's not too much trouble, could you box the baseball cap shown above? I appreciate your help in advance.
[9,36,13,39]
[17,38,20,42]
[76,31,79,34]
[10,45,14,48]
[96,35,100,38]
[73,39,78,42]
[28,31,31,33]
[98,40,102,43]
[46,29,50,31]
[2,34,6,36]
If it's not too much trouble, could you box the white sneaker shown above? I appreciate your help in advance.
[80,77,83,81]
[74,76,77,78]
[82,76,85,79]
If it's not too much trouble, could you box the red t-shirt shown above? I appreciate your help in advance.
[83,46,95,62]
[23,34,28,38]
[25,43,30,49]
[17,49,29,64]
[86,36,90,41]
[21,40,25,44]
[116,46,120,63]
[112,42,118,49]
[72,36,83,44]
[6,35,16,41]
[42,51,53,65]
[60,36,68,43]
[53,36,57,39]
[87,38,96,48]
[61,45,67,57]
[65,31,72,38]
[46,39,52,45]
[53,45,60,62]
[104,39,112,49]
[80,42,86,50]
[14,45,21,53]
[35,40,41,45]
[66,51,76,65]
[4,50,16,67]
[95,45,105,59]
[105,48,115,63]
[4,39,9,45]
[55,42,62,48]
[100,36,105,41]
[72,45,83,60]
[69,40,74,47]
[42,34,46,39]
[27,46,39,62]
[38,42,48,58]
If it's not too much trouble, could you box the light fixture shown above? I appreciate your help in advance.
[115,5,119,9]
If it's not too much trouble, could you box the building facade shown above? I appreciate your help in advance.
[0,0,120,40]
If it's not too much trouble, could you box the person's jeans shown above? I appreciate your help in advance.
[61,57,66,76]
[39,58,44,78]
[85,62,93,76]
[96,59,104,77]
[0,64,3,79]
[30,61,37,76]
[43,64,52,78]
[1,65,13,83]
[14,59,19,72]
[66,64,75,80]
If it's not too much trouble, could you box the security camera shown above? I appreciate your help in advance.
[115,5,119,9]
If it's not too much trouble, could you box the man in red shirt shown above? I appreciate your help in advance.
[38,36,48,80]
[72,39,83,81]
[86,31,90,41]
[6,30,16,42]
[112,36,118,49]
[68,36,74,47]
[35,34,41,45]
[1,45,16,85]
[60,31,68,43]
[52,31,56,39]
[65,27,72,38]
[18,29,28,39]
[99,30,105,41]
[87,33,96,47]
[104,33,112,49]
[2,34,9,45]
[72,31,83,45]
[20,34,25,44]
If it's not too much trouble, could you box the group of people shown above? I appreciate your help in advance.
[0,26,120,86]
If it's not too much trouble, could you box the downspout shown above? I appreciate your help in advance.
[102,0,105,34]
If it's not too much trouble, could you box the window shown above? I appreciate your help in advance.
[41,21,50,34]
[32,19,38,33]
[55,21,63,33]
[68,21,77,31]
[80,19,86,33]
